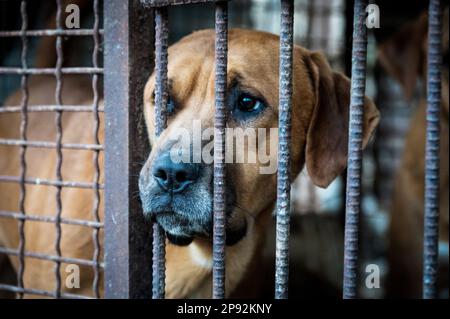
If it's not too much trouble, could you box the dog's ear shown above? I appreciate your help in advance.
[378,13,428,101]
[304,52,380,188]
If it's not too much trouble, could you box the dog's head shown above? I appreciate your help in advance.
[378,8,449,116]
[139,29,379,246]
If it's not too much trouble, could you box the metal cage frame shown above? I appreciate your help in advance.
[0,0,103,299]
[0,0,444,299]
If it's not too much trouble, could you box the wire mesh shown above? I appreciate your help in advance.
[0,0,104,299]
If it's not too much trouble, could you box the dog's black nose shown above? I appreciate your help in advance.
[152,153,200,193]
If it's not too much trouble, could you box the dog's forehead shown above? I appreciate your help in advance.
[156,29,309,110]
[166,29,284,79]
[143,28,313,129]
[169,29,280,57]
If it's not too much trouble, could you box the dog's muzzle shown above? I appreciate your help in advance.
[139,150,247,246]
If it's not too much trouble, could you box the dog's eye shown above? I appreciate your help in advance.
[151,91,176,114]
[167,96,176,114]
[237,94,264,113]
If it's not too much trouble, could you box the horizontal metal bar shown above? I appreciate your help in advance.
[142,0,339,14]
[0,210,103,228]
[0,67,103,75]
[0,139,103,151]
[0,284,94,299]
[0,29,104,37]
[0,175,104,189]
[0,247,105,268]
[0,105,104,113]
[141,0,227,7]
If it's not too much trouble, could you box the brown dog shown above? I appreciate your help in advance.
[378,9,449,298]
[0,75,104,297]
[0,29,379,298]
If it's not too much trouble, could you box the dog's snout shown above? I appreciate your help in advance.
[152,153,200,193]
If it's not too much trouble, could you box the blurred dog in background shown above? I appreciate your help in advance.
[378,7,449,298]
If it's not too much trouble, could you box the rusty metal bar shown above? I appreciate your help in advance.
[423,0,443,300]
[142,0,226,7]
[152,6,169,300]
[0,0,106,299]
[16,0,29,299]
[0,139,103,151]
[0,29,104,37]
[275,0,294,300]
[53,0,64,299]
[0,210,103,228]
[0,175,104,189]
[0,67,103,75]
[104,0,153,299]
[342,0,368,299]
[90,0,102,298]
[212,0,228,300]
[0,105,104,113]
[0,284,94,299]
[0,247,104,268]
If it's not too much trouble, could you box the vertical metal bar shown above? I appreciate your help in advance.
[17,0,29,299]
[423,0,442,300]
[275,0,294,300]
[91,0,101,299]
[54,0,64,299]
[152,6,168,300]
[342,0,367,299]
[104,0,154,299]
[213,1,228,300]
[305,0,314,49]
